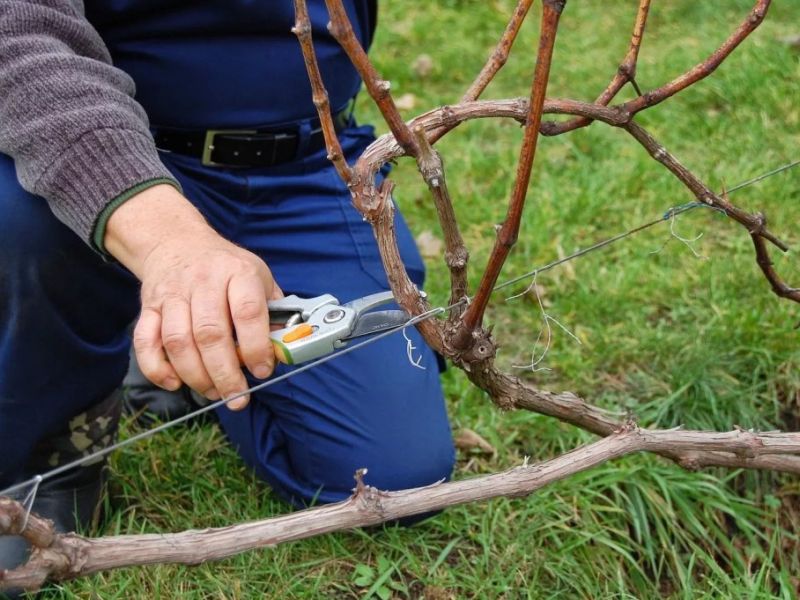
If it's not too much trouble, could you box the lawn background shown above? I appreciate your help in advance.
[44,1,800,598]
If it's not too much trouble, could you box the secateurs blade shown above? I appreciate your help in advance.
[267,291,411,365]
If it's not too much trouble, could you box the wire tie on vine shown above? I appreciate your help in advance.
[20,475,43,532]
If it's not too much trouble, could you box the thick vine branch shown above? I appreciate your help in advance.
[6,427,800,591]
[356,98,625,174]
[350,95,798,468]
[362,178,450,355]
[413,126,470,316]
[454,0,566,350]
[324,0,419,157]
[352,99,797,321]
[464,360,800,474]
[292,0,353,183]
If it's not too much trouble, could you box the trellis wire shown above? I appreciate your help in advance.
[1,159,797,502]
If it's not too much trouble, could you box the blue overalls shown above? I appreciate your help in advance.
[0,1,455,506]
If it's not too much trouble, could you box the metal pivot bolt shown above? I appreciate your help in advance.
[323,308,346,323]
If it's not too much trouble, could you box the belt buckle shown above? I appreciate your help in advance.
[201,129,257,167]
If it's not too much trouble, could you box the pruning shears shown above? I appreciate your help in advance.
[267,291,411,365]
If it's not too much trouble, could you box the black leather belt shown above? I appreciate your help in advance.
[152,110,350,168]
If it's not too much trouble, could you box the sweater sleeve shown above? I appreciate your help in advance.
[0,0,180,246]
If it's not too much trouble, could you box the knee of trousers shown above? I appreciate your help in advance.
[320,415,458,500]
[265,423,457,508]
[217,337,457,507]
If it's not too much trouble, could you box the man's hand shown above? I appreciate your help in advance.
[105,184,281,410]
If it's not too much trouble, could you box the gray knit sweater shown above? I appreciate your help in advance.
[0,0,179,248]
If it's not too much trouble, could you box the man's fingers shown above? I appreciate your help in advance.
[228,275,274,379]
[131,228,280,411]
[269,281,285,301]
[191,285,250,409]
[161,295,215,397]
[133,307,181,390]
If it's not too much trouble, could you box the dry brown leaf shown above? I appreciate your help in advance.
[412,53,434,77]
[454,428,496,455]
[780,34,800,48]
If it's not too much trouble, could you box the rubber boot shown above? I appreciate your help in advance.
[121,348,211,426]
[0,391,121,599]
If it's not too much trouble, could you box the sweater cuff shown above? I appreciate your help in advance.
[34,128,181,245]
[91,177,181,256]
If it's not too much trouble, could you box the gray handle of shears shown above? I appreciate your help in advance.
[268,294,339,323]
[269,304,357,365]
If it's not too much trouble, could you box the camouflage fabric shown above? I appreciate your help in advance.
[27,390,121,471]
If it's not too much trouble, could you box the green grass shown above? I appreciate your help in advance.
[42,1,800,598]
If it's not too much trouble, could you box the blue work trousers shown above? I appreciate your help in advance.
[0,123,455,505]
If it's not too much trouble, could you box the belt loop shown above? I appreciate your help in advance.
[295,120,312,160]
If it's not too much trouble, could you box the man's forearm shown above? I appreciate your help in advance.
[103,184,211,278]
[0,0,178,246]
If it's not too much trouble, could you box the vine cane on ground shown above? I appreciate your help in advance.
[5,427,800,591]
